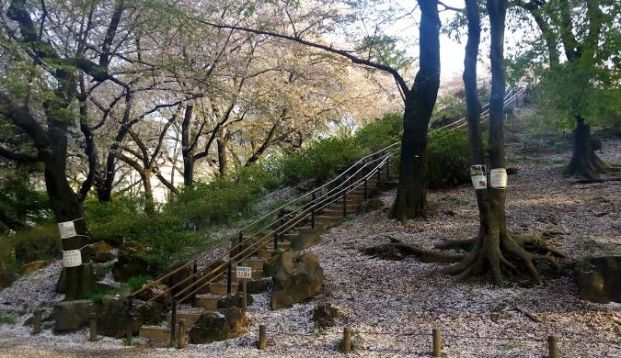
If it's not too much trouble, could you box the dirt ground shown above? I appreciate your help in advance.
[1,117,620,357]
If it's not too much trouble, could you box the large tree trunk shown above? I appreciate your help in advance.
[445,0,560,285]
[565,115,608,178]
[390,0,441,221]
[181,105,195,187]
[217,130,228,178]
[45,119,95,300]
[140,171,155,215]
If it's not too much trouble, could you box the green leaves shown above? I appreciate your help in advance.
[358,35,413,71]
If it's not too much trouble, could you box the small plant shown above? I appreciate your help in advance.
[126,275,151,292]
[0,312,17,325]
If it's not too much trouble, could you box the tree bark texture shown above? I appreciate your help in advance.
[565,115,608,178]
[390,0,441,221]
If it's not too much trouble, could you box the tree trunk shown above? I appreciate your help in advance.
[217,130,228,178]
[45,119,95,300]
[565,115,608,178]
[140,171,155,215]
[182,105,195,187]
[445,0,560,285]
[390,0,441,221]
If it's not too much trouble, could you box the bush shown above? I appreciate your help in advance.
[12,224,61,263]
[427,129,475,189]
[354,113,402,152]
[279,137,365,185]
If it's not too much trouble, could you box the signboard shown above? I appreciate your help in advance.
[470,165,487,190]
[236,266,252,279]
[490,168,508,189]
[58,221,77,239]
[62,250,82,267]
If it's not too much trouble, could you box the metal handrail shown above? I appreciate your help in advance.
[128,85,523,313]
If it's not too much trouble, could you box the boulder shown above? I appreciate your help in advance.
[576,256,621,303]
[87,241,115,263]
[53,300,93,333]
[0,272,17,289]
[112,252,149,282]
[21,260,49,275]
[135,282,171,306]
[189,307,249,343]
[270,251,324,310]
[96,296,163,337]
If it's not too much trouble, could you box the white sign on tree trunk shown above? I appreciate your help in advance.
[62,250,82,267]
[490,168,508,189]
[58,221,77,239]
[236,266,252,279]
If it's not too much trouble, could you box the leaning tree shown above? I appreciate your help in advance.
[190,0,441,220]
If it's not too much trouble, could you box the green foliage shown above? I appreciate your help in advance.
[279,137,365,185]
[85,199,200,271]
[126,275,151,292]
[11,224,60,263]
[427,130,476,189]
[354,113,402,152]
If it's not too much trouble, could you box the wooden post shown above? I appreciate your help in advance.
[89,311,97,342]
[342,190,347,217]
[242,279,248,311]
[363,178,368,200]
[227,261,233,295]
[170,298,177,346]
[343,326,352,353]
[177,319,187,349]
[258,324,267,350]
[192,260,197,306]
[32,309,42,335]
[548,336,560,358]
[432,328,442,357]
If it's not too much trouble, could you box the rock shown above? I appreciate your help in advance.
[218,291,254,310]
[135,282,171,306]
[189,307,249,344]
[86,241,115,263]
[96,296,160,337]
[576,256,621,303]
[112,252,149,282]
[313,303,341,329]
[290,230,322,251]
[270,251,324,310]
[92,263,110,281]
[21,260,49,275]
[93,252,115,263]
[0,272,17,289]
[53,300,93,333]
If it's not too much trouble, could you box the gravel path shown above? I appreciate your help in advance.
[0,134,619,357]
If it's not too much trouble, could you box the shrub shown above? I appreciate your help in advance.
[354,113,402,152]
[279,137,365,185]
[12,224,61,263]
[427,129,475,189]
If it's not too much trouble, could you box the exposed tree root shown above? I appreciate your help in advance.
[435,238,476,251]
[362,239,463,263]
[441,232,564,285]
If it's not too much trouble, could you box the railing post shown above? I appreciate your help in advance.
[363,178,368,200]
[170,298,177,346]
[342,189,347,217]
[311,192,316,229]
[227,260,233,295]
[191,260,197,306]
[377,167,381,182]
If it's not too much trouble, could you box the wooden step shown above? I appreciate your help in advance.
[209,282,238,296]
[195,294,220,310]
[139,325,170,345]
[241,258,266,270]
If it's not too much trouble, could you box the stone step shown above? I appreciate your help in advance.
[209,281,238,296]
[195,294,220,311]
[139,325,171,345]
[166,308,204,326]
